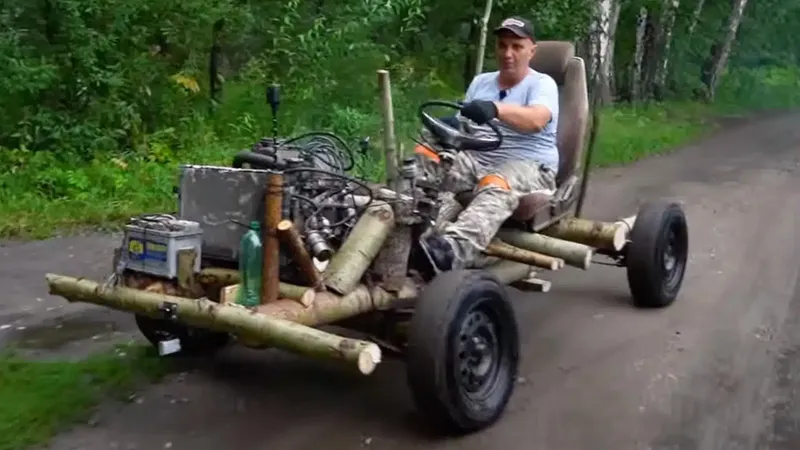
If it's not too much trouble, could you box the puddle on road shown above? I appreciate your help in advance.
[6,316,119,350]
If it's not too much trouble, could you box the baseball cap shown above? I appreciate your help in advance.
[493,16,536,41]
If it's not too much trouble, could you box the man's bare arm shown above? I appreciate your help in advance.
[494,102,551,132]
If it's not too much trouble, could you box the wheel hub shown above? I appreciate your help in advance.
[458,310,499,392]
[662,228,678,272]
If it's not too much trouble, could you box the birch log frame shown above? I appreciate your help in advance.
[188,277,417,327]
[262,172,283,304]
[485,240,563,270]
[540,216,629,251]
[485,259,534,284]
[377,70,398,187]
[45,274,382,375]
[323,201,395,295]
[221,282,316,307]
[496,229,594,269]
[277,219,323,289]
[616,215,636,235]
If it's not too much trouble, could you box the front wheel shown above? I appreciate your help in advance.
[625,200,689,308]
[406,270,520,435]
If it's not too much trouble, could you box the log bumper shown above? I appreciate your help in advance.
[45,274,382,375]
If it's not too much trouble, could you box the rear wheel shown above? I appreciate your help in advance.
[406,270,519,435]
[625,201,689,308]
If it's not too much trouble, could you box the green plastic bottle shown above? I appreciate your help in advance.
[237,221,263,307]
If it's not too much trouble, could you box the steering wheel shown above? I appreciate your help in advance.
[418,100,503,152]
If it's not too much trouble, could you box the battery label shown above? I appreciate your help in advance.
[128,239,168,262]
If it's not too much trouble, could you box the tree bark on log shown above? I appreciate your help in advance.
[324,201,395,295]
[496,230,594,270]
[255,279,417,325]
[485,241,563,270]
[262,172,283,304]
[540,217,627,251]
[277,219,323,289]
[220,281,315,306]
[377,70,398,187]
[484,259,534,284]
[46,274,382,375]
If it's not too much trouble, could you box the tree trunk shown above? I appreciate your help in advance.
[641,7,663,100]
[601,0,622,104]
[687,0,706,36]
[208,19,225,109]
[630,6,648,102]
[588,0,618,106]
[463,20,478,90]
[653,0,681,100]
[473,0,494,77]
[702,0,750,100]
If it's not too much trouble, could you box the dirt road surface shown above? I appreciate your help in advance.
[3,111,800,450]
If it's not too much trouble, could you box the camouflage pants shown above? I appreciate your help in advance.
[433,152,557,269]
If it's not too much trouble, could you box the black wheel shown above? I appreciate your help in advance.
[625,200,689,308]
[406,270,519,435]
[135,314,231,357]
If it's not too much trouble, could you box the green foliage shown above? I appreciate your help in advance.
[1,0,799,239]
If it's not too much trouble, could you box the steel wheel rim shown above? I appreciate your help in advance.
[455,302,508,401]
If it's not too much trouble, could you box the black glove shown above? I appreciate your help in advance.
[460,100,498,125]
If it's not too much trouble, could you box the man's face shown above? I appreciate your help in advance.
[495,31,536,73]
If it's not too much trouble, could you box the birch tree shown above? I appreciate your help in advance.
[701,0,750,100]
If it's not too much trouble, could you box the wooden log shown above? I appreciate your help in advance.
[324,201,395,295]
[45,274,381,375]
[262,172,283,304]
[377,70,398,188]
[540,216,627,251]
[616,215,636,234]
[496,229,594,270]
[484,259,533,284]
[485,240,563,270]
[196,267,239,286]
[256,278,417,325]
[277,219,323,289]
[220,282,315,307]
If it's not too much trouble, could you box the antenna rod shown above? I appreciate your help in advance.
[266,84,280,147]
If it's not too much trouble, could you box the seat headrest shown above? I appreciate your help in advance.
[529,41,575,85]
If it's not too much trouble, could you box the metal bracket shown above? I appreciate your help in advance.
[158,302,179,322]
[417,233,443,276]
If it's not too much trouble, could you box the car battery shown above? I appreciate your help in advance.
[120,215,203,279]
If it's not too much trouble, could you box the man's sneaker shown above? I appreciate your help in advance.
[423,234,455,272]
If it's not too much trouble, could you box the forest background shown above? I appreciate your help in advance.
[1,0,795,239]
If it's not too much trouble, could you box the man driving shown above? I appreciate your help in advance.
[423,15,560,271]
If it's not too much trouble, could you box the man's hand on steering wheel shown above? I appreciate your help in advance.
[460,100,498,125]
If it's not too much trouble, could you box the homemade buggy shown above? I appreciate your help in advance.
[45,41,688,434]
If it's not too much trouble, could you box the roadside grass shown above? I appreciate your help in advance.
[591,100,716,167]
[0,99,724,241]
[0,343,172,450]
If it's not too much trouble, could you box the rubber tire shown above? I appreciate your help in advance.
[135,314,231,357]
[625,200,689,308]
[406,270,520,435]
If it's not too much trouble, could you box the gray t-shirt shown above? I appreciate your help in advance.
[460,68,560,172]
